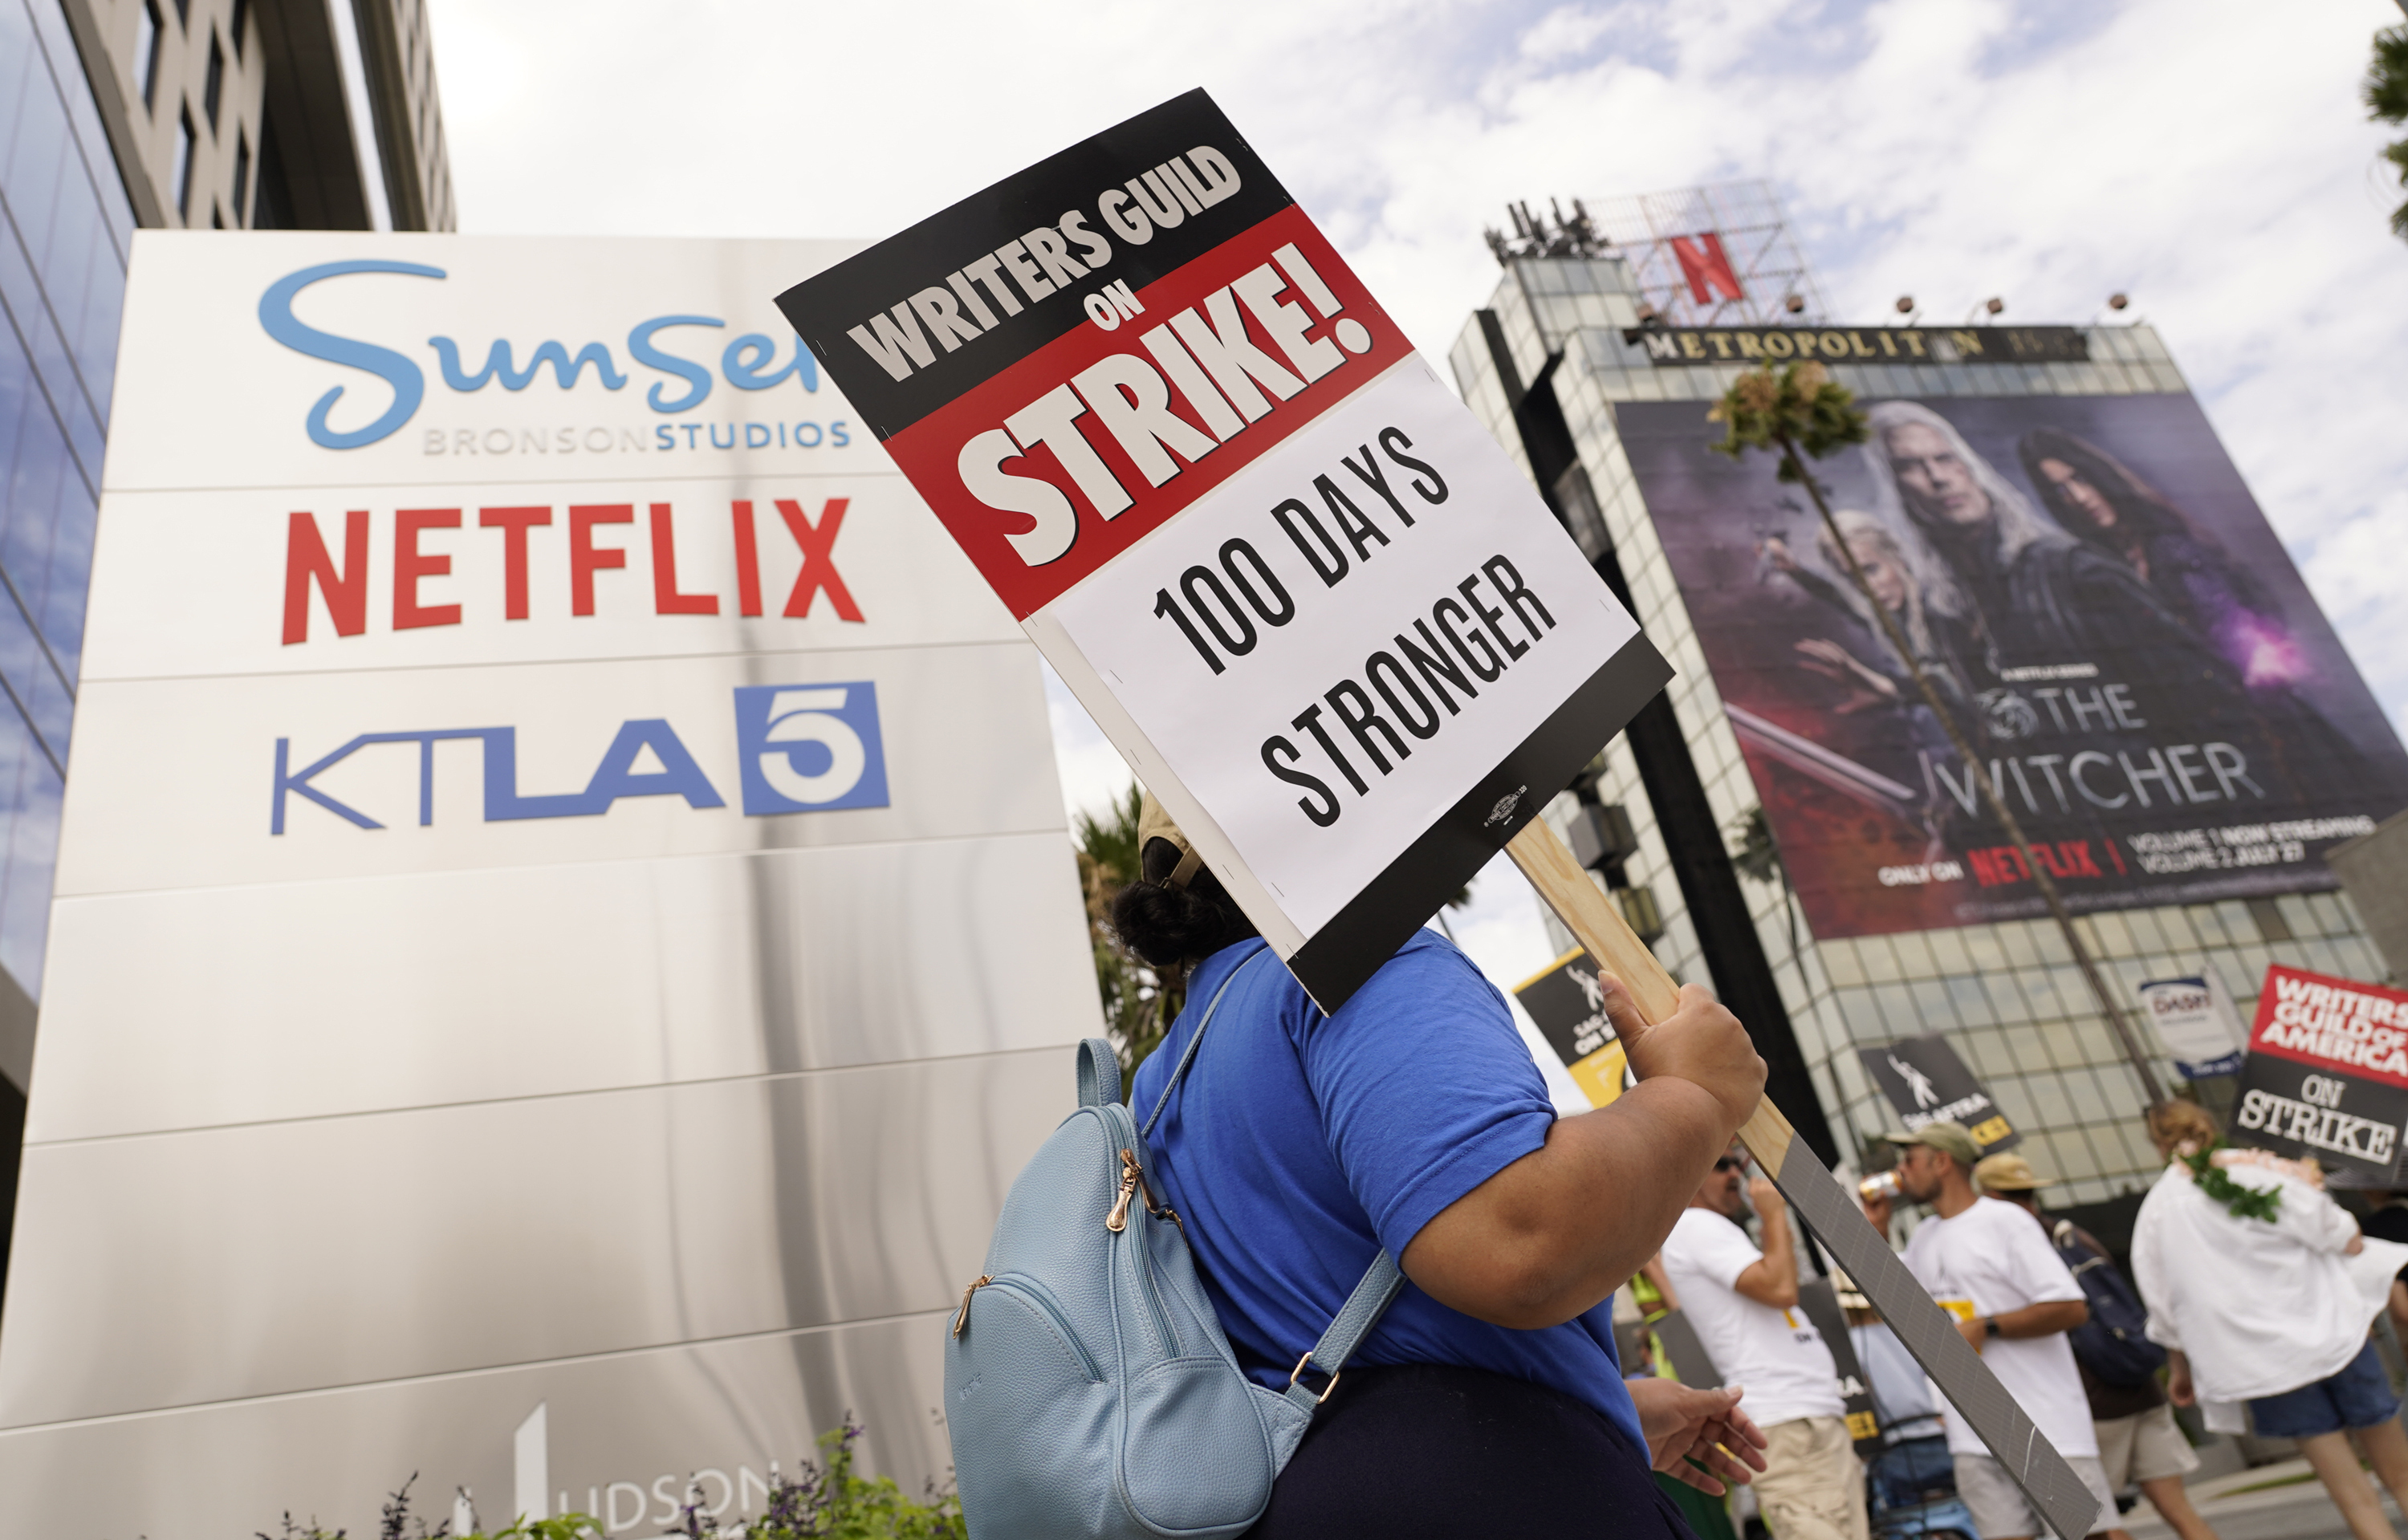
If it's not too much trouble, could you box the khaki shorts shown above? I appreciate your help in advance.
[1753,1415,1870,1540]
[2094,1402,2198,1489]
[1954,1451,2118,1539]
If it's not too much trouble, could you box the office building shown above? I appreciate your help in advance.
[1456,188,2407,1205]
[0,0,454,1287]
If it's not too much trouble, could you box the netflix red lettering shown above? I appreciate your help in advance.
[768,499,862,621]
[567,505,629,617]
[1668,232,1744,306]
[393,510,462,631]
[283,510,369,644]
[280,498,864,640]
[1963,839,2111,888]
[478,506,549,620]
[649,503,717,616]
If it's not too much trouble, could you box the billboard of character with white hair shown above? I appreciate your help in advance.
[1617,392,2408,938]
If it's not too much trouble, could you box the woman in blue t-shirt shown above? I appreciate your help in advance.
[1114,798,1771,1536]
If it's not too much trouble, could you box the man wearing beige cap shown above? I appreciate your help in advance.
[1862,1123,2122,1539]
[1979,1153,2217,1540]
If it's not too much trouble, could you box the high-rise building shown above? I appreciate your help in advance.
[1457,192,2408,1210]
[0,0,454,1290]
[59,0,453,232]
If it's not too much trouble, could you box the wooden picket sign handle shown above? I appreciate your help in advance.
[1503,815,2098,1539]
[1504,819,1795,1169]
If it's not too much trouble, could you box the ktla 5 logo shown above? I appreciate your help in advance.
[271,683,889,833]
[732,685,886,815]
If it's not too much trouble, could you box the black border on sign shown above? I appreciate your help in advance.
[1285,631,1675,1010]
[773,87,1292,441]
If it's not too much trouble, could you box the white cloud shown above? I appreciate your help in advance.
[1445,849,1564,988]
[2300,487,2408,742]
[424,0,2408,968]
[1518,5,1617,63]
[1041,662,1133,828]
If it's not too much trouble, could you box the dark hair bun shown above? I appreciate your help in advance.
[1108,837,1259,967]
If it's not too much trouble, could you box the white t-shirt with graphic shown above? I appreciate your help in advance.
[1659,1206,1844,1428]
[1900,1195,2098,1459]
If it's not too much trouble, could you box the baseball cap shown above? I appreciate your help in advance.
[1972,1151,2053,1193]
[1137,793,1204,889]
[1882,1120,1979,1167]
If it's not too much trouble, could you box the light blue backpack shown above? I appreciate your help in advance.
[944,948,1405,1538]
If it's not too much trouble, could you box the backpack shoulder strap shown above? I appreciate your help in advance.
[1076,1038,1120,1108]
[1140,942,1271,1139]
[1281,1250,1406,1413]
[1133,939,1406,1410]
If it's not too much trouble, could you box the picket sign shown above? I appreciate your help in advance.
[2231,963,2408,1184]
[774,85,2097,1540]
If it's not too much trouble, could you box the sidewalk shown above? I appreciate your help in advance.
[2119,1457,2405,1540]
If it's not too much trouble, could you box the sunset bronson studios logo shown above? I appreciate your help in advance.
[257,260,850,459]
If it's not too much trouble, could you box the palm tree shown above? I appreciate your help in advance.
[1711,360,2166,1106]
[2371,13,2408,239]
[1072,785,1180,1080]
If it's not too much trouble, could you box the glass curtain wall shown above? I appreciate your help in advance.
[0,0,135,998]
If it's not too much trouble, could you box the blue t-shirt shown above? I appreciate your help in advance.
[1129,932,1643,1452]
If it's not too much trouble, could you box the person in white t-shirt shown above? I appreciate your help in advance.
[1861,1122,2123,1540]
[1662,1143,1869,1540]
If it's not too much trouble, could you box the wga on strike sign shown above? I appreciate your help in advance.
[2233,964,2408,1181]
[778,90,1668,1006]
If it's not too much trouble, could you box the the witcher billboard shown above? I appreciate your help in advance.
[1618,392,2408,938]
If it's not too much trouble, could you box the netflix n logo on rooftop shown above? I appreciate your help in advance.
[1668,232,1743,306]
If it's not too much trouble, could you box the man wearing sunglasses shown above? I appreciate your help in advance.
[1661,1143,1870,1540]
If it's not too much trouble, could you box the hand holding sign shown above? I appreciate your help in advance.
[1604,973,1770,1136]
[775,87,2096,1540]
[1747,1169,1786,1221]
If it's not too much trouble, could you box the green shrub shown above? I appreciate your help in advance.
[262,1418,964,1540]
[668,1422,964,1540]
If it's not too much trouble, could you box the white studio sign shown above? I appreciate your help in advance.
[0,233,1094,1538]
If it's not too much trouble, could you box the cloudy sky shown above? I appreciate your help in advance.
[425,0,2408,987]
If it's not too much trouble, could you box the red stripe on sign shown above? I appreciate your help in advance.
[881,204,1413,620]
[2247,962,2408,1092]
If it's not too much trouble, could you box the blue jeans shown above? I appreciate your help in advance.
[1867,1434,1957,1510]
[2250,1339,2402,1439]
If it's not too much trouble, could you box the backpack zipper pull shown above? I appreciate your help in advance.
[1107,1150,1141,1232]
[952,1274,991,1339]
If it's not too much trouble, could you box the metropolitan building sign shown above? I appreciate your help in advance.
[1627,324,2089,367]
